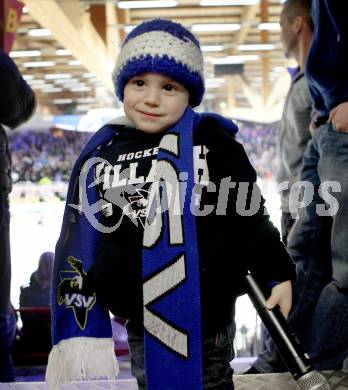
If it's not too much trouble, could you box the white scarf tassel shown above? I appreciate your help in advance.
[46,337,119,389]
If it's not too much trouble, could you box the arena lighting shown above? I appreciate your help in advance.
[117,1,177,9]
[53,99,74,104]
[38,83,54,88]
[44,73,72,80]
[77,97,97,103]
[28,28,52,37]
[200,0,259,5]
[64,83,86,89]
[23,61,55,67]
[82,73,96,78]
[27,79,45,85]
[23,75,34,80]
[41,87,63,93]
[238,43,276,50]
[54,78,79,84]
[68,60,82,66]
[211,54,259,64]
[56,49,71,56]
[258,22,281,31]
[10,50,42,57]
[192,23,240,32]
[70,86,92,92]
[30,84,45,90]
[201,45,224,52]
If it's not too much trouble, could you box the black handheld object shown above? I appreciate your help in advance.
[245,274,330,390]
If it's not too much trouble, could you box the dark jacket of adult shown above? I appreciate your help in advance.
[0,50,35,311]
[0,49,36,193]
[306,0,348,117]
[0,49,36,382]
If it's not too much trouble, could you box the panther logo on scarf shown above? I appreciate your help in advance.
[123,188,150,228]
[57,256,96,330]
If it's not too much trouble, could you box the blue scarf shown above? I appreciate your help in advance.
[46,107,237,389]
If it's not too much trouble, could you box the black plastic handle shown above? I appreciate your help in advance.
[245,274,312,380]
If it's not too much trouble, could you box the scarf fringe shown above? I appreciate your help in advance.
[45,337,119,389]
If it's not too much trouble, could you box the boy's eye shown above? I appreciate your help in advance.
[164,84,176,92]
[133,79,144,87]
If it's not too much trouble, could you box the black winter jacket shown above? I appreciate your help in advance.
[0,49,36,192]
[87,118,296,335]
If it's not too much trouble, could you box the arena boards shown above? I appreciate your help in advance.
[1,371,348,390]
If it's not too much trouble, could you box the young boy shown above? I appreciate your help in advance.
[47,19,295,390]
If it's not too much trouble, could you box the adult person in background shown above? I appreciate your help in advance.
[0,49,36,382]
[19,252,54,352]
[244,0,313,375]
[290,0,348,369]
[19,251,54,308]
[276,0,313,245]
[249,0,348,373]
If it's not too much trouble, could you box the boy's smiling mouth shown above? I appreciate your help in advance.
[138,110,163,118]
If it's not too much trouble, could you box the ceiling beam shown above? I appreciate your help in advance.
[116,7,127,44]
[237,75,262,111]
[105,3,121,64]
[227,76,236,109]
[131,16,240,25]
[23,0,113,91]
[90,5,107,44]
[233,4,260,46]
[260,0,270,106]
[130,7,241,19]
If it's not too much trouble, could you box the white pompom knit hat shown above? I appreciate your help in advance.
[112,19,205,107]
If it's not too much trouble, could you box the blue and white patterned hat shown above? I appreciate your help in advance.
[112,19,205,107]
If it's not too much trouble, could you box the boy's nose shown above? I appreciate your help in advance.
[144,88,160,106]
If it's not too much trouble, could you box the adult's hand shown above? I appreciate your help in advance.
[329,101,348,132]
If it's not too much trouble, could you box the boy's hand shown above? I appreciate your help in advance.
[266,280,292,319]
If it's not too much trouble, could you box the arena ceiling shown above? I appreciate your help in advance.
[12,0,292,123]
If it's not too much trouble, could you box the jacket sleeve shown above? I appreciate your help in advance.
[204,126,296,292]
[308,80,327,117]
[323,0,348,43]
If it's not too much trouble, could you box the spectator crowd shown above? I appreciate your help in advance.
[9,129,91,184]
[8,123,278,185]
[237,122,278,180]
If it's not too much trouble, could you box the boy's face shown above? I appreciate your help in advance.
[123,72,190,134]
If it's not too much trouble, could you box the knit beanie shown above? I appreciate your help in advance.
[112,19,205,107]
